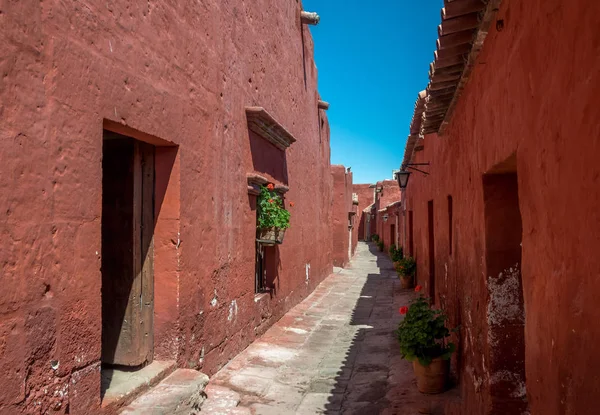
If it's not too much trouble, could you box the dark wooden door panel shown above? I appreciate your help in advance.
[102,134,154,367]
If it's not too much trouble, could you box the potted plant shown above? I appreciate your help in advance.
[371,234,380,243]
[256,184,290,244]
[396,256,416,289]
[390,244,404,267]
[376,239,384,252]
[396,287,457,394]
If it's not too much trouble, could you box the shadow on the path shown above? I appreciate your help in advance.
[367,242,396,272]
[323,242,458,415]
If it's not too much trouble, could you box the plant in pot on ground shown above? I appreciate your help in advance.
[396,256,416,289]
[390,244,404,266]
[257,184,290,244]
[376,239,384,252]
[396,287,457,394]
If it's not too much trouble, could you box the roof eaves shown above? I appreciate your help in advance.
[421,0,502,136]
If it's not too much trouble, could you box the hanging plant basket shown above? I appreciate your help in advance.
[256,184,290,245]
[257,227,286,245]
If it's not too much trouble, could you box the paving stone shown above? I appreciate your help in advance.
[121,369,209,415]
[296,392,344,413]
[201,243,456,414]
[202,384,240,409]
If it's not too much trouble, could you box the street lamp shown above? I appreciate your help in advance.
[396,171,411,189]
[396,162,430,189]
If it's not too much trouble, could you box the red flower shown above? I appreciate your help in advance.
[268,199,274,204]
[399,306,408,315]
[290,202,295,207]
[267,183,275,190]
[415,285,422,293]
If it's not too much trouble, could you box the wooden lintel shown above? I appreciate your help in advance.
[438,13,480,37]
[442,0,486,20]
[301,11,320,25]
[318,100,330,110]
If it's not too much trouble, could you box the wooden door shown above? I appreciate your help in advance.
[102,135,154,367]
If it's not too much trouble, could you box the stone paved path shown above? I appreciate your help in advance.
[201,243,455,415]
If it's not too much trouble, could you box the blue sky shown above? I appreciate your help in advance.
[303,0,443,184]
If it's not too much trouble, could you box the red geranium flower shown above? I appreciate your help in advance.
[290,202,295,207]
[399,306,408,315]
[268,199,274,204]
[267,183,275,190]
[415,285,422,292]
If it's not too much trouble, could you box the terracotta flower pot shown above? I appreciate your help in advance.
[400,275,413,289]
[257,228,286,244]
[412,358,449,394]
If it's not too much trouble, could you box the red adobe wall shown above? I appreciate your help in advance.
[353,184,375,241]
[378,202,402,257]
[403,1,600,414]
[374,180,401,252]
[0,1,333,413]
[331,165,354,267]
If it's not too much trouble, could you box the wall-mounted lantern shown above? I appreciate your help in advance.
[396,162,430,189]
[383,214,389,222]
[396,171,411,189]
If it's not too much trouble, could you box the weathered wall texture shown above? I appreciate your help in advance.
[374,180,401,252]
[403,1,600,414]
[352,184,374,241]
[0,1,333,413]
[379,202,402,256]
[331,165,354,268]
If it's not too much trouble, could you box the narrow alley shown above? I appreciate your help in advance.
[2,1,598,414]
[195,243,455,415]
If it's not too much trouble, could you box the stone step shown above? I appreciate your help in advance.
[120,369,209,415]
[200,384,251,414]
[102,360,177,411]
